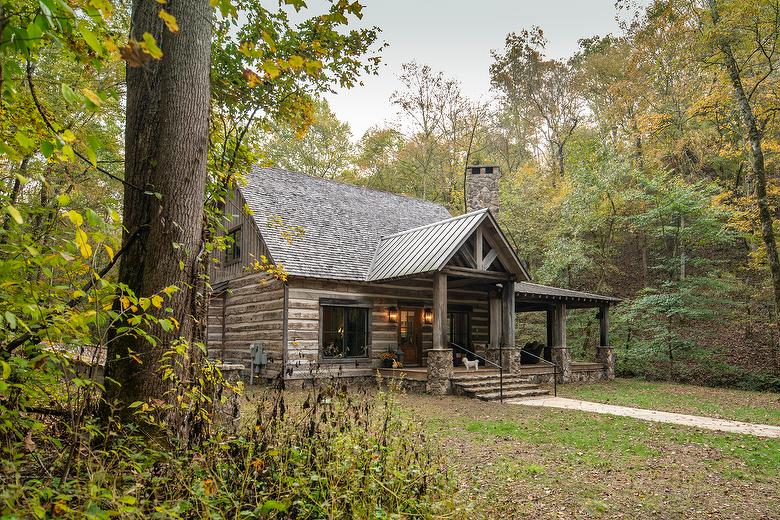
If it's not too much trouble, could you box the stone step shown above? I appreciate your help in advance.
[475,387,551,401]
[515,365,556,375]
[451,373,529,383]
[456,381,539,393]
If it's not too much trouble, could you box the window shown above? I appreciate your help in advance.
[447,311,470,348]
[226,227,241,263]
[321,305,369,359]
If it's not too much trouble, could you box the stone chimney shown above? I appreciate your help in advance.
[465,165,500,216]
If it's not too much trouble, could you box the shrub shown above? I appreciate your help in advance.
[1,371,457,518]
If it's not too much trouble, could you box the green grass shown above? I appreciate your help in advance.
[559,378,780,425]
[397,390,780,519]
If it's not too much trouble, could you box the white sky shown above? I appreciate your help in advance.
[322,0,628,139]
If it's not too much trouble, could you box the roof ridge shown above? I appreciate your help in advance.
[249,166,447,210]
[378,208,489,240]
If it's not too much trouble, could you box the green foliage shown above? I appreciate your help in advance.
[264,97,355,179]
[1,0,403,517]
[1,386,456,518]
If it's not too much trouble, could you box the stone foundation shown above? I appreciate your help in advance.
[426,348,454,395]
[569,366,607,383]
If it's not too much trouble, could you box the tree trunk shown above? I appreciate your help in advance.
[679,214,686,281]
[557,141,565,177]
[641,232,649,287]
[708,0,780,367]
[104,0,212,433]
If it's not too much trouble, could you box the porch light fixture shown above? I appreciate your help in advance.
[423,307,433,324]
[387,306,398,323]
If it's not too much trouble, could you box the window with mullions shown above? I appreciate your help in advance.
[321,305,369,359]
[226,227,241,263]
[447,311,470,348]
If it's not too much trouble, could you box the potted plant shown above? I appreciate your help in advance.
[380,351,398,368]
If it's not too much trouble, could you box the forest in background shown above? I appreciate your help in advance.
[2,0,780,515]
[268,2,780,390]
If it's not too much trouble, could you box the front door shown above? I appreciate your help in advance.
[398,308,423,366]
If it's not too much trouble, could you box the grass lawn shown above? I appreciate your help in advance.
[394,389,780,519]
[558,378,780,426]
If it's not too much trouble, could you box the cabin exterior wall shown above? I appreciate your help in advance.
[207,271,286,378]
[283,277,490,380]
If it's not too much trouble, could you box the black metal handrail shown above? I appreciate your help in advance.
[516,347,557,397]
[449,342,504,402]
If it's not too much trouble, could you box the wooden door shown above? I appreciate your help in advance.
[398,308,422,366]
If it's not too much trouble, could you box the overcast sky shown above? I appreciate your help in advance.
[322,0,629,139]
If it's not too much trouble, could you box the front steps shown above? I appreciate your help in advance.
[451,371,550,401]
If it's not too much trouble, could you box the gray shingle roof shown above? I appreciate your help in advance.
[240,167,452,281]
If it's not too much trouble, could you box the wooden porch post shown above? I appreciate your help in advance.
[433,272,448,349]
[499,282,519,372]
[599,305,609,347]
[501,282,515,348]
[489,289,501,349]
[427,271,453,394]
[551,303,571,383]
[545,306,554,361]
[597,304,615,380]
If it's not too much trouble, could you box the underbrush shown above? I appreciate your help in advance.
[616,346,780,392]
[1,359,457,519]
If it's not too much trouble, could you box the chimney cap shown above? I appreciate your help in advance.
[466,164,500,174]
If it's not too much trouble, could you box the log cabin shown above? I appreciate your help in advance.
[207,165,620,398]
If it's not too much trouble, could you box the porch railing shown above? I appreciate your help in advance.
[516,346,557,397]
[449,342,504,403]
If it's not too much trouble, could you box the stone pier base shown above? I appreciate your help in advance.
[551,347,572,383]
[426,348,454,395]
[596,346,615,380]
[485,346,523,373]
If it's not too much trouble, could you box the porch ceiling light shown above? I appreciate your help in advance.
[388,306,398,323]
[423,307,433,324]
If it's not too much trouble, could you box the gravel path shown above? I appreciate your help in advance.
[510,396,780,438]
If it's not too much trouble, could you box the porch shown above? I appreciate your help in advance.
[366,209,619,395]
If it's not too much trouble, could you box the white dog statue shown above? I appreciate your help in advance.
[462,358,479,371]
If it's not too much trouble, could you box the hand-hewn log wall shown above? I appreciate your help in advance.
[206,271,285,378]
[284,277,490,379]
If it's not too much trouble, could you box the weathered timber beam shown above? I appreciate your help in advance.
[489,289,501,349]
[475,227,483,270]
[433,272,448,349]
[599,304,609,347]
[483,249,499,270]
[501,282,515,347]
[442,266,513,281]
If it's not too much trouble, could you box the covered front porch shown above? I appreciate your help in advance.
[367,208,619,395]
[381,274,618,395]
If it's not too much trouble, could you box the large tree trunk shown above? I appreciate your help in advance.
[708,0,780,366]
[104,0,212,430]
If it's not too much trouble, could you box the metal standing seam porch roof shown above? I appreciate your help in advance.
[366,209,529,282]
[515,282,621,306]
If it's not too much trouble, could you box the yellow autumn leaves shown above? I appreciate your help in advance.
[65,210,93,259]
[158,9,179,33]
